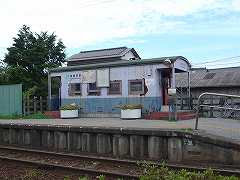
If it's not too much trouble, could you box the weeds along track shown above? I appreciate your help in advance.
[0,145,239,179]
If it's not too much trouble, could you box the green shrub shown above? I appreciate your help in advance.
[97,175,106,180]
[60,103,79,110]
[139,161,239,180]
[117,104,142,110]
[63,176,70,180]
[22,169,42,179]
[78,177,88,180]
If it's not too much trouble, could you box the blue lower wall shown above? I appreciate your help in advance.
[60,97,162,114]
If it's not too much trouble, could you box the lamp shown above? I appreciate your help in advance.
[163,58,172,66]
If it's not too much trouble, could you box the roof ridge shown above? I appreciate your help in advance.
[191,66,240,72]
[80,46,127,53]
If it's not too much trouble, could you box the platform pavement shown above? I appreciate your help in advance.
[0,118,239,142]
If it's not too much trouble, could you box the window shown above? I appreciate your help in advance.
[88,82,100,96]
[68,83,81,96]
[128,79,144,95]
[108,80,122,95]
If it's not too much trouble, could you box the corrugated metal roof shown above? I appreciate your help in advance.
[67,47,140,61]
[176,67,240,88]
[50,56,189,73]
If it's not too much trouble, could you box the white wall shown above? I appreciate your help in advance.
[51,63,166,99]
[50,58,191,100]
[121,51,135,60]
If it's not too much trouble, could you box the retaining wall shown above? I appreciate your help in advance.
[0,124,239,165]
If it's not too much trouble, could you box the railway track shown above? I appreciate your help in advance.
[0,145,239,179]
[0,156,138,179]
[0,145,139,179]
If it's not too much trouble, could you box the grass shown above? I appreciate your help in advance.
[180,128,193,133]
[0,112,50,119]
[23,112,50,119]
[0,114,22,119]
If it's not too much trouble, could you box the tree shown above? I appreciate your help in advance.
[3,25,66,96]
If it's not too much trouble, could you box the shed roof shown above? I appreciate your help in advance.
[67,46,140,61]
[50,56,189,73]
[176,66,240,88]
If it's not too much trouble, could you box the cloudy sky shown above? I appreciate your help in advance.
[0,0,240,68]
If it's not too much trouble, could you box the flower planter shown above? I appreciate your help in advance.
[60,109,79,118]
[120,109,141,119]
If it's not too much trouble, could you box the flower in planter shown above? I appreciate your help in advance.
[59,103,79,110]
[116,104,143,110]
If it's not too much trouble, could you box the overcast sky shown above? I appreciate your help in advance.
[1,0,240,68]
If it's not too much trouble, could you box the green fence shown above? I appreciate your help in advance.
[0,84,22,115]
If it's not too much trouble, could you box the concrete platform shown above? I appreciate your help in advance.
[0,118,239,142]
[0,118,240,165]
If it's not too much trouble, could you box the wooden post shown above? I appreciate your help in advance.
[23,96,26,116]
[33,96,37,113]
[40,96,43,112]
[27,96,30,115]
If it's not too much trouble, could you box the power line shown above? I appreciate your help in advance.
[77,0,115,8]
[193,61,240,68]
[192,55,240,66]
[77,0,111,6]
[194,59,240,67]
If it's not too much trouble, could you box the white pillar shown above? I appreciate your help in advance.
[171,65,175,88]
[187,69,191,109]
[170,64,177,120]
[48,72,52,111]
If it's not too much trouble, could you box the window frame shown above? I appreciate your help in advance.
[128,79,144,95]
[68,83,81,96]
[87,82,100,96]
[108,80,122,95]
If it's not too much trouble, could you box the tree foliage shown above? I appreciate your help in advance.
[2,25,66,96]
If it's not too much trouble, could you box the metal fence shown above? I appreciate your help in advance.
[177,96,240,113]
[0,84,22,115]
[195,92,240,130]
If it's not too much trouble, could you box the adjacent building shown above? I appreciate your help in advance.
[176,67,240,99]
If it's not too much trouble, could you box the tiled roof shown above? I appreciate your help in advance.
[50,56,189,73]
[176,67,240,88]
[67,47,140,61]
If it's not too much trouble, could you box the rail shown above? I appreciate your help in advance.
[195,92,240,130]
[0,145,239,177]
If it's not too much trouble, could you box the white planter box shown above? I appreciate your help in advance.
[121,109,141,119]
[60,110,79,118]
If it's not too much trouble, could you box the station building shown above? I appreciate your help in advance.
[48,47,191,117]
